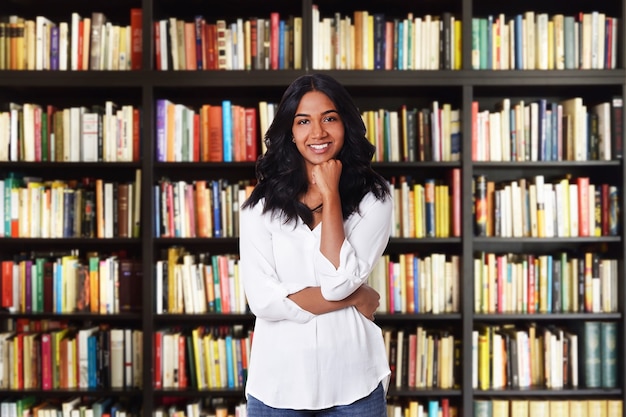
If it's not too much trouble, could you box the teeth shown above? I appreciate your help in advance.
[310,143,328,150]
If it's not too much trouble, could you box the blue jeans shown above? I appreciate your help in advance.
[246,383,387,417]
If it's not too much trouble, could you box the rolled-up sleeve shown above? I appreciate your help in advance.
[315,193,393,301]
[239,202,315,323]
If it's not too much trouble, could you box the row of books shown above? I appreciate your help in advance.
[473,398,622,417]
[154,14,303,71]
[312,8,461,71]
[471,12,619,70]
[0,10,142,71]
[363,103,462,163]
[387,398,457,417]
[383,326,459,390]
[154,398,247,417]
[474,175,620,238]
[0,172,142,239]
[0,326,142,390]
[154,179,252,239]
[156,248,246,315]
[0,101,141,162]
[472,97,623,162]
[0,396,140,417]
[389,170,461,238]
[474,252,618,314]
[155,99,258,163]
[1,254,141,315]
[473,321,617,390]
[369,253,461,315]
[154,325,251,390]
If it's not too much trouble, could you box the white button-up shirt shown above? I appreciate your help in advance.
[239,191,392,410]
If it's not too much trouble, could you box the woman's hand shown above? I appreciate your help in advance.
[311,159,342,198]
[349,284,381,321]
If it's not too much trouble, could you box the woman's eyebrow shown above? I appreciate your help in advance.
[294,109,338,118]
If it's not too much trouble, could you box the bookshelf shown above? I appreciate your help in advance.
[0,0,625,416]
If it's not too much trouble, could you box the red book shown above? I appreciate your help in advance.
[154,331,163,389]
[130,8,143,70]
[527,255,536,313]
[577,177,590,236]
[208,105,223,162]
[204,23,217,70]
[154,21,162,70]
[1,260,13,308]
[133,108,140,161]
[41,332,52,389]
[33,105,42,161]
[178,334,187,388]
[244,107,258,161]
[270,12,279,70]
[77,20,84,70]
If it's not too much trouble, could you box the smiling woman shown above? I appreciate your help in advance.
[239,74,393,416]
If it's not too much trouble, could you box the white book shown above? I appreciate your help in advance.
[109,328,125,388]
[59,22,69,70]
[158,20,168,70]
[77,326,99,388]
[70,12,81,70]
[81,112,99,162]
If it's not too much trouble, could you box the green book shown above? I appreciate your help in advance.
[601,321,617,388]
[582,321,602,388]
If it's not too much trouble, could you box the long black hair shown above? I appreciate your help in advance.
[242,74,389,225]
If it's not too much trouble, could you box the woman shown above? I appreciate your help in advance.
[240,73,392,416]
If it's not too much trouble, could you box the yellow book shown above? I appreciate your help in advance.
[588,400,608,417]
[492,399,510,417]
[569,400,588,417]
[413,184,424,238]
[191,328,206,389]
[477,326,490,390]
[528,400,549,417]
[510,399,529,417]
[454,19,462,69]
[606,400,622,417]
[203,333,216,389]
[549,400,569,417]
[293,17,302,69]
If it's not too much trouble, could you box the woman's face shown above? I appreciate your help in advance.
[292,91,345,169]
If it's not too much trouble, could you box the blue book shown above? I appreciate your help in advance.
[155,99,169,161]
[222,100,233,162]
[392,263,401,313]
[211,180,222,237]
[88,334,98,387]
[514,14,523,69]
[225,334,235,387]
[397,21,404,70]
[278,20,285,69]
[373,14,386,69]
[428,400,439,417]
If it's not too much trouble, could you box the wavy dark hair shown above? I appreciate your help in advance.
[242,73,390,225]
